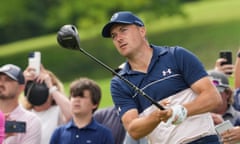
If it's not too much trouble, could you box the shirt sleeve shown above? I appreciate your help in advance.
[111,78,138,118]
[173,46,208,86]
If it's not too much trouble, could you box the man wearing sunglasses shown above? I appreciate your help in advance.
[208,70,240,143]
[209,70,240,126]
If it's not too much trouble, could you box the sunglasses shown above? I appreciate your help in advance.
[212,79,222,87]
[211,79,227,93]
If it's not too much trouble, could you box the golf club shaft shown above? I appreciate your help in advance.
[78,47,165,110]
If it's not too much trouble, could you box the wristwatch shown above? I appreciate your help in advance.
[49,86,58,94]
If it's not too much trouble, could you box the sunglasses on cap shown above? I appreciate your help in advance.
[212,79,222,86]
[211,79,228,93]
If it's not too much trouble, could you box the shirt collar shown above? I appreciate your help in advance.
[119,44,168,75]
[66,118,98,130]
[8,105,21,118]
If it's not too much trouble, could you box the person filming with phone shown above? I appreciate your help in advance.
[214,51,234,76]
[22,52,71,144]
[0,64,41,144]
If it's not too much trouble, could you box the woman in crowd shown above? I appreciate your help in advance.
[22,64,71,144]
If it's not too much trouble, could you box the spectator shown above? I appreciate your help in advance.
[208,70,240,143]
[50,77,114,144]
[212,50,240,143]
[101,11,222,143]
[0,111,5,144]
[0,64,41,144]
[217,50,240,143]
[22,64,71,144]
[94,106,125,144]
[233,49,240,111]
[208,70,240,126]
[94,105,149,144]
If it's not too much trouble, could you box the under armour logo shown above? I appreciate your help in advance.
[162,68,172,76]
[118,106,121,113]
[86,140,92,143]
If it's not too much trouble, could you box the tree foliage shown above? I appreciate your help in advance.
[0,0,199,44]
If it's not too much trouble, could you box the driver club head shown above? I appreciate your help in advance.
[57,24,80,50]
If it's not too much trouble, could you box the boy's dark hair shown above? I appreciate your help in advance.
[69,77,101,113]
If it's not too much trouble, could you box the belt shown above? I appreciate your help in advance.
[187,135,220,144]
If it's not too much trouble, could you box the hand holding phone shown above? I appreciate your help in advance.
[219,51,232,75]
[5,121,26,133]
[215,120,233,135]
[28,52,41,76]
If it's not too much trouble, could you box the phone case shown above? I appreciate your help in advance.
[215,120,233,135]
[219,51,232,65]
[5,121,26,133]
[28,51,41,76]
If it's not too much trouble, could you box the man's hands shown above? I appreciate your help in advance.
[23,64,53,88]
[151,104,187,125]
[221,126,240,144]
[166,105,188,125]
[211,113,224,125]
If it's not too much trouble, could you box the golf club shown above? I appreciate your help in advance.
[57,24,165,110]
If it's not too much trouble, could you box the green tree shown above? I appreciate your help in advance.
[0,0,194,44]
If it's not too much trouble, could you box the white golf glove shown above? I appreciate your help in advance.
[166,105,188,125]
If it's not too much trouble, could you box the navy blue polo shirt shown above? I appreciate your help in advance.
[50,118,114,144]
[111,45,207,117]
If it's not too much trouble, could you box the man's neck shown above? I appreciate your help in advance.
[0,100,19,114]
[73,114,92,128]
[128,46,153,73]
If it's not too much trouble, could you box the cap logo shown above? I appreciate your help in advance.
[110,13,119,21]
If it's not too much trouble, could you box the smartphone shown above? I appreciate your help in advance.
[28,51,41,76]
[219,51,232,65]
[215,120,233,135]
[5,121,26,133]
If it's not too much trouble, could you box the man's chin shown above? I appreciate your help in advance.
[0,95,15,100]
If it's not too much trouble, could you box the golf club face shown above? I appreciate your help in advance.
[57,24,80,50]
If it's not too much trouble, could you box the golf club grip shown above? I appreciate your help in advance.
[79,48,165,110]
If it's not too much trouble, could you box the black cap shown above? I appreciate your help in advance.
[24,81,49,106]
[0,64,25,84]
[208,70,229,92]
[102,11,144,38]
